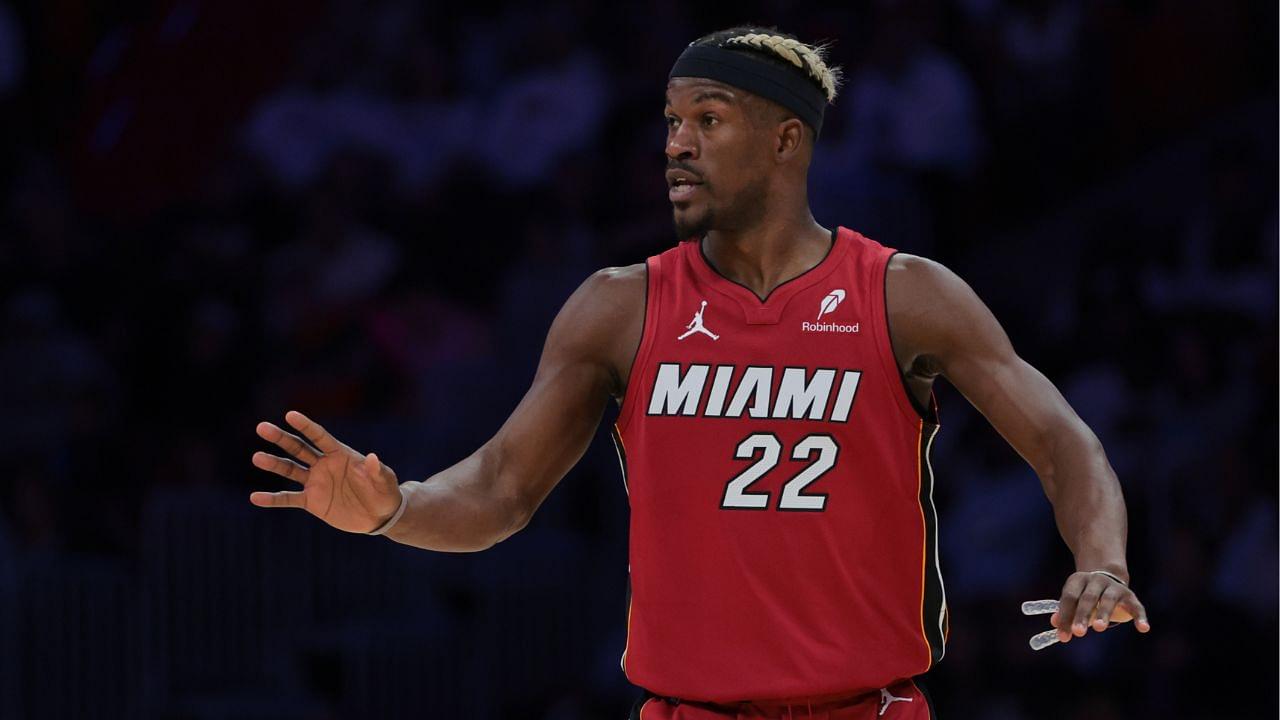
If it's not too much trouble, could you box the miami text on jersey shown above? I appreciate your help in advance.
[645,363,862,422]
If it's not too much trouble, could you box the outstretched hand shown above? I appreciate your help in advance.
[1050,570,1151,643]
[250,410,403,534]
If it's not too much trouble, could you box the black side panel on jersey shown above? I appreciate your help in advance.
[627,689,654,720]
[611,423,628,496]
[918,421,946,666]
[913,675,939,720]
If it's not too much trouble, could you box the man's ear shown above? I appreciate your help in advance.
[774,117,806,163]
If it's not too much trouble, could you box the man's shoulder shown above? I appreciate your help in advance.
[886,252,960,300]
[555,263,646,342]
[884,251,969,341]
[886,251,932,274]
[884,250,1000,364]
[563,264,647,398]
[592,262,647,286]
[579,262,647,309]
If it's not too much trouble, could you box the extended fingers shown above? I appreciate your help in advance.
[1055,573,1088,641]
[256,421,321,465]
[249,490,306,508]
[1121,590,1152,632]
[1034,576,1150,650]
[1059,575,1150,643]
[1092,583,1127,631]
[284,410,342,454]
[1070,575,1110,636]
[252,451,309,485]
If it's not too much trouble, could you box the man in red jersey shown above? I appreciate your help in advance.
[249,24,1151,719]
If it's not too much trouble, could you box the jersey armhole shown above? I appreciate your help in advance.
[615,256,659,435]
[876,250,940,427]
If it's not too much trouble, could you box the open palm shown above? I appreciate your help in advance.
[249,410,402,534]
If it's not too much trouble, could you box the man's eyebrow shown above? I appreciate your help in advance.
[664,88,737,107]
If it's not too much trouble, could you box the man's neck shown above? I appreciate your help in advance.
[701,214,832,301]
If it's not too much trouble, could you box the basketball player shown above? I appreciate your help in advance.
[249,25,1151,718]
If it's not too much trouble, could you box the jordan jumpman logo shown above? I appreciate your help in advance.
[878,687,913,716]
[677,300,719,341]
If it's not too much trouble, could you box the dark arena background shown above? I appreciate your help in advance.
[0,2,1276,718]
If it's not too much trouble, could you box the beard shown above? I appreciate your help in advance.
[673,203,715,241]
[672,176,769,241]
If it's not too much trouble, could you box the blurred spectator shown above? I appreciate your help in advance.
[999,0,1082,111]
[479,45,610,189]
[1141,135,1278,319]
[841,4,984,179]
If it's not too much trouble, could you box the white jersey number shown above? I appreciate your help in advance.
[721,433,839,511]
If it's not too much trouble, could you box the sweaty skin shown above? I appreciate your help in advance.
[251,75,1149,647]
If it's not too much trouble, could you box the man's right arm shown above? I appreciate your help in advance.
[384,264,644,551]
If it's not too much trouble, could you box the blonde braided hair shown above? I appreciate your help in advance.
[721,32,845,104]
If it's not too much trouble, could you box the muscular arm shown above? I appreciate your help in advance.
[385,265,644,551]
[887,254,1130,579]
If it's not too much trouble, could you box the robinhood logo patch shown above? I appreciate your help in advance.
[802,289,859,333]
[816,289,845,320]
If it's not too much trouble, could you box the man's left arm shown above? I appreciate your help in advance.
[886,253,1152,643]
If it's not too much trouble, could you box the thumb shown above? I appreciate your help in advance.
[361,452,384,483]
[366,450,389,484]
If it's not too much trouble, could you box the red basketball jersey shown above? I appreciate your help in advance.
[611,226,947,702]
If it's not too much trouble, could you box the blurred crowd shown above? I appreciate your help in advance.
[0,1,1275,718]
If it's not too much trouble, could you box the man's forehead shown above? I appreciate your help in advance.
[665,78,742,106]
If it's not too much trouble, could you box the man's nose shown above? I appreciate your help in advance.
[666,123,698,161]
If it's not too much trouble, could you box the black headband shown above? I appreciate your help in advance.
[668,43,828,137]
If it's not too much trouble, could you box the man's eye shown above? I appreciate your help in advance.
[702,115,718,127]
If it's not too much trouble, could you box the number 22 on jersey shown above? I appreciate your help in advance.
[720,433,840,511]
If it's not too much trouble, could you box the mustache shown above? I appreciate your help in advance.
[666,162,704,181]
